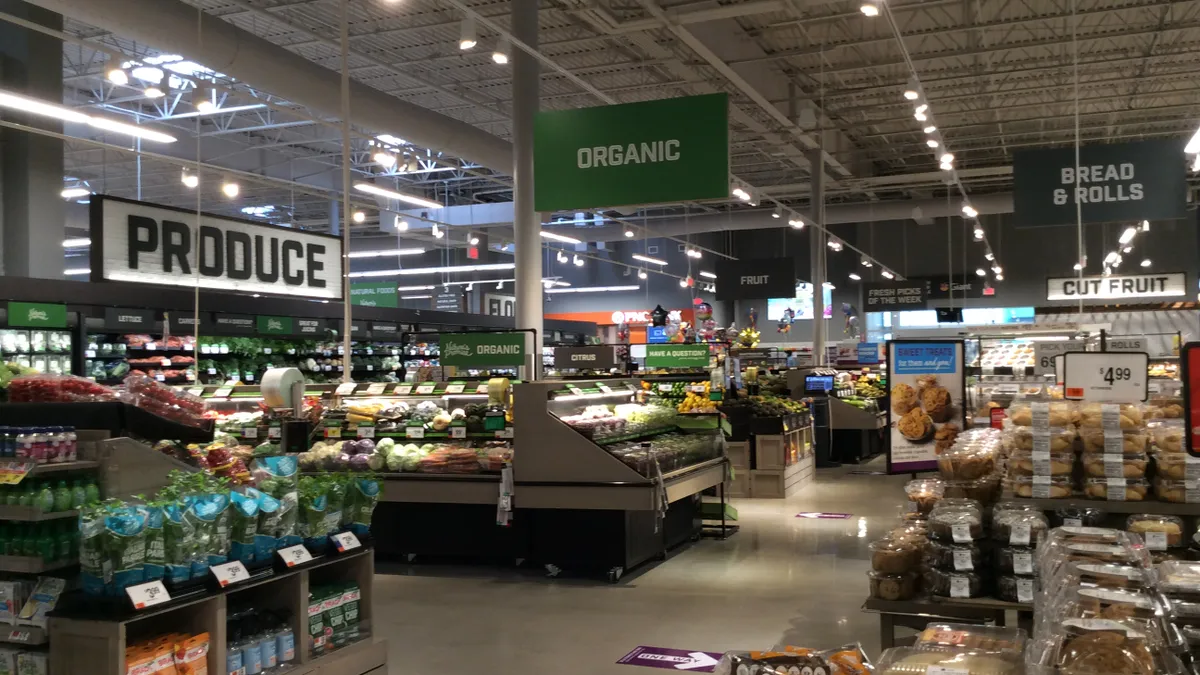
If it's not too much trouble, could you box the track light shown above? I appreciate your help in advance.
[195,88,216,114]
[466,282,474,291]
[848,273,861,281]
[861,256,873,267]
[1104,251,1119,265]
[860,0,881,16]
[221,179,239,198]
[497,281,504,289]
[469,235,480,245]
[61,188,89,199]
[915,104,929,115]
[940,153,955,164]
[624,229,635,238]
[1074,263,1083,271]
[459,16,477,50]
[573,254,584,267]
[927,139,939,148]
[373,150,397,168]
[881,270,894,279]
[353,211,366,224]
[637,270,647,280]
[789,217,804,229]
[772,206,782,219]
[1141,259,1152,267]
[492,37,510,64]
[975,268,986,277]
[556,251,567,263]
[827,239,843,252]
[962,204,978,218]
[679,279,688,288]
[181,170,199,188]
[940,161,953,171]
[1141,220,1150,232]
[984,252,994,261]
[923,125,937,133]
[1119,226,1137,244]
[914,111,927,122]
[106,67,128,86]
[393,215,409,231]
[992,265,1003,274]
[973,228,984,240]
[432,224,444,239]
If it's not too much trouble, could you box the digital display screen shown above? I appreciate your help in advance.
[805,375,835,393]
[766,283,833,320]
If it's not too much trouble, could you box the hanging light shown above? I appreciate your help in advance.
[995,274,1004,281]
[903,78,919,100]
[144,84,164,99]
[939,161,953,171]
[926,139,939,148]
[860,0,881,16]
[466,282,474,291]
[432,224,444,239]
[624,229,635,238]
[992,265,1003,274]
[181,170,199,188]
[860,255,873,267]
[556,251,567,263]
[881,270,894,279]
[923,125,937,134]
[975,268,987,277]
[1073,262,1083,271]
[492,36,510,64]
[638,270,648,280]
[459,16,478,50]
[940,152,955,164]
[469,235,480,245]
[1119,226,1137,244]
[496,280,503,289]
[827,239,843,252]
[195,88,216,114]
[973,228,984,240]
[915,104,929,115]
[679,279,688,288]
[984,252,994,261]
[1123,246,1132,253]
[962,204,978,218]
[106,66,129,86]
[1141,220,1151,232]
[772,206,782,219]
[573,254,584,267]
[353,211,366,224]
[221,179,239,197]
[848,272,861,281]
[914,111,928,122]
[789,217,804,229]
[373,150,397,168]
[1141,259,1152,267]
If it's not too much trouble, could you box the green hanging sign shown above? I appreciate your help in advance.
[257,315,293,335]
[7,302,67,329]
[645,344,710,368]
[350,281,399,308]
[440,333,526,367]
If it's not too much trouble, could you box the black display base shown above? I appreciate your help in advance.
[832,428,884,464]
[0,402,214,443]
[372,502,530,560]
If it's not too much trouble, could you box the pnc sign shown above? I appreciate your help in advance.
[611,310,682,325]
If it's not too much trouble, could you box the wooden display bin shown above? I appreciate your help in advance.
[750,453,814,498]
[726,470,750,498]
[726,441,751,470]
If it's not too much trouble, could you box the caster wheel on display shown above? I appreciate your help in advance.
[607,567,624,583]
[406,553,417,563]
[545,563,562,578]
[514,557,526,567]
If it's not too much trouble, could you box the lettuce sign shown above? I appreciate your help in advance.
[645,344,709,368]
[440,333,527,367]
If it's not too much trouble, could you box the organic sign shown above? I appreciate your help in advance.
[1046,273,1186,301]
[7,302,66,329]
[256,315,292,335]
[440,333,527,367]
[863,281,930,310]
[713,257,796,301]
[1013,139,1187,226]
[350,282,398,308]
[533,94,730,211]
[644,344,709,368]
[91,195,342,298]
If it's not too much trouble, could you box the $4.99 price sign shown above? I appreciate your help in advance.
[1062,352,1148,402]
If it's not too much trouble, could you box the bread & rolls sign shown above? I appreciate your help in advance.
[886,340,967,473]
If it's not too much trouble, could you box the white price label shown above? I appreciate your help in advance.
[394,385,413,395]
[219,345,229,354]
[277,544,313,568]
[365,382,388,395]
[160,358,172,367]
[416,384,436,395]
[356,425,375,439]
[210,560,249,588]
[366,365,373,371]
[1030,402,1050,429]
[476,384,490,394]
[331,531,361,553]
[444,383,465,394]
[242,427,258,439]
[187,387,205,397]
[5,630,29,643]
[145,342,157,351]
[1010,522,1032,546]
[213,387,233,398]
[690,385,706,393]
[406,426,425,439]
[598,384,613,394]
[951,523,972,544]
[450,426,466,439]
[658,384,673,392]
[201,345,212,354]
[949,576,970,598]
[155,373,166,382]
[568,386,584,396]
[1035,340,1083,376]
[262,348,272,354]
[1017,578,1035,604]
[952,548,973,571]
[495,427,514,439]
[1013,551,1034,575]
[126,580,171,610]
[85,349,96,358]
[1063,517,1083,528]
[335,382,358,396]
[337,365,344,371]
[1106,478,1128,501]
[1063,352,1148,403]
[268,426,281,439]
[1144,531,1168,551]
[323,365,332,372]
[207,368,217,375]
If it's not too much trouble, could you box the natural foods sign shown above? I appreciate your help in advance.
[886,340,966,474]
[1013,139,1187,226]
[533,94,729,211]
[7,302,66,329]
[713,257,797,301]
[644,344,710,368]
[256,315,292,335]
[91,195,343,299]
[1046,273,1186,301]
[350,282,398,308]
[440,333,527,367]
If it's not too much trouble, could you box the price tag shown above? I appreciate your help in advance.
[187,387,205,397]
[444,383,465,394]
[160,358,172,367]
[323,365,332,372]
[450,426,466,439]
[949,576,970,598]
[145,342,157,351]
[219,345,229,354]
[262,348,272,355]
[1103,453,1125,476]
[361,382,385,396]
[366,348,373,355]
[1106,477,1128,501]
[213,387,233,398]
[126,580,171,610]
[335,382,357,396]
[277,544,312,568]
[324,425,341,439]
[332,531,361,553]
[357,425,375,439]
[207,368,217,375]
[1031,450,1052,475]
[1062,517,1082,528]
[951,523,972,544]
[1062,352,1148,402]
[242,427,258,439]
[84,349,96,358]
[394,385,413,395]
[657,384,673,393]
[597,384,613,394]
[406,427,425,439]
[495,427,514,439]
[366,365,374,371]
[952,548,973,571]
[244,373,254,382]
[415,383,436,395]
[568,386,584,396]
[1144,531,1168,551]
[1013,551,1034,575]
[201,345,212,354]
[155,373,166,382]
[337,365,344,371]
[268,425,281,439]
[690,385,706,393]
[1101,404,1123,431]
[1010,522,1031,546]
[210,560,249,588]
[1031,431,1051,454]
[476,384,490,394]
[1031,402,1050,429]
[6,630,29,643]
[1017,578,1035,604]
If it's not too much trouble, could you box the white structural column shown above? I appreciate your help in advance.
[511,0,543,378]
[808,149,826,365]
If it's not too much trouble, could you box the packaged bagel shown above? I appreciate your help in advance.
[1077,402,1145,430]
[1008,449,1074,476]
[1007,425,1076,453]
[1153,478,1200,504]
[1081,451,1148,478]
[1151,452,1199,480]
[1007,401,1077,428]
[1083,477,1149,501]
[1150,420,1186,454]
[1009,474,1072,499]
[1078,428,1148,454]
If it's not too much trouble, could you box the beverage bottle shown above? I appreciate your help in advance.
[35,482,54,513]
[31,428,48,464]
[242,631,263,675]
[275,617,295,665]
[46,427,61,464]
[18,525,33,557]
[57,522,71,562]
[71,480,86,509]
[18,484,33,508]
[84,479,100,504]
[226,629,245,675]
[5,485,18,507]
[0,525,10,556]
[37,524,54,564]
[259,628,278,671]
[0,427,9,458]
[14,428,30,460]
[65,426,77,462]
[53,480,71,512]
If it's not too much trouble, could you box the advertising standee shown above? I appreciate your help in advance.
[886,340,967,474]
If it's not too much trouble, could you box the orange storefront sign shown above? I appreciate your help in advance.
[545,309,694,325]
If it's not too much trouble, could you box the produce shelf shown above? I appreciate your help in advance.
[0,506,77,521]
[0,555,76,574]
[1007,496,1200,516]
[0,625,47,646]
[0,402,213,444]
[592,426,678,446]
[29,461,98,475]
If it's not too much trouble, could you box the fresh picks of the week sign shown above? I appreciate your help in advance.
[1013,139,1187,226]
[533,94,729,211]
[862,281,930,310]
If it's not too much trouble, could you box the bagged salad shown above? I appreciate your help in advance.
[345,477,380,537]
[228,490,260,563]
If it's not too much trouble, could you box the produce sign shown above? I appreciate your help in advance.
[533,94,729,211]
[1046,273,1186,301]
[90,195,343,299]
[104,307,156,332]
[553,346,618,370]
[6,302,66,329]
[886,340,966,474]
[863,281,930,310]
[440,333,527,367]
[1013,138,1187,226]
[713,257,797,301]
[645,344,709,368]
[256,315,292,335]
[350,282,398,308]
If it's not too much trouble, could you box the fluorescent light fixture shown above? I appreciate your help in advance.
[346,248,425,259]
[347,263,515,278]
[927,139,939,148]
[352,210,366,224]
[923,125,937,133]
[373,151,396,168]
[64,267,90,276]
[106,67,128,85]
[1186,125,1200,154]
[541,231,581,244]
[1119,226,1137,244]
[789,218,805,229]
[914,111,927,122]
[459,16,477,50]
[353,183,442,209]
[401,295,433,300]
[860,0,880,16]
[915,103,929,115]
[89,117,177,143]
[62,237,90,247]
[632,254,667,265]
[637,270,648,279]
[1141,259,1152,267]
[546,285,640,294]
[940,152,955,164]
[624,229,635,238]
[848,273,861,281]
[772,206,782,219]
[221,180,239,198]
[881,270,894,279]
[975,268,986,277]
[61,188,89,199]
[181,170,199,188]
[396,285,436,291]
[169,104,266,119]
[699,271,717,279]
[0,90,178,143]
[377,134,406,146]
[492,36,509,64]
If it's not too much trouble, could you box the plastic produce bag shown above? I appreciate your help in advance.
[298,476,328,552]
[79,506,109,596]
[346,477,380,537]
[105,505,148,596]
[162,502,193,584]
[252,456,299,547]
[229,491,260,564]
[255,492,282,560]
[140,503,165,582]
[323,478,345,535]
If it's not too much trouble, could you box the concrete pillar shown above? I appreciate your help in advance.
[0,0,64,279]
[511,0,542,377]
[808,149,826,365]
[328,199,340,236]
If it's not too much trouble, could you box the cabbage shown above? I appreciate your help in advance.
[416,400,440,415]
[400,454,421,472]
[335,452,352,469]
[386,452,405,472]
[376,438,395,453]
[404,443,420,454]
[367,453,386,471]
[348,454,372,471]
[355,439,376,455]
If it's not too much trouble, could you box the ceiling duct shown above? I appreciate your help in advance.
[24,0,513,171]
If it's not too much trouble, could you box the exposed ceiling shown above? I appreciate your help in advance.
[32,0,1200,238]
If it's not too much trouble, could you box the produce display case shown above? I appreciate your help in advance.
[2,329,74,378]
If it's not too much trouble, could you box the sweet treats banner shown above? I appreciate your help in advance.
[887,340,967,473]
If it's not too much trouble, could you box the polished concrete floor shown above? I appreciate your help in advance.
[372,458,908,674]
